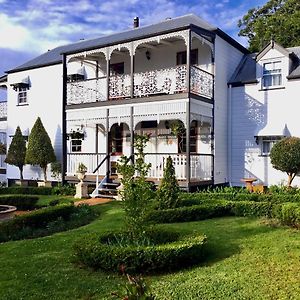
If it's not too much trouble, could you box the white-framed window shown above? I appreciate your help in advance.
[18,86,28,104]
[262,61,282,88]
[260,136,282,156]
[71,139,82,152]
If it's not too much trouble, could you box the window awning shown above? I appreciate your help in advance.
[10,76,30,90]
[254,123,290,137]
[67,66,85,76]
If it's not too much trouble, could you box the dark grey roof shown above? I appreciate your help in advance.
[229,46,300,85]
[0,75,7,83]
[7,14,247,74]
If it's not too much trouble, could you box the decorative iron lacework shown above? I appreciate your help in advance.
[67,78,106,105]
[0,102,7,118]
[109,74,131,99]
[190,66,213,99]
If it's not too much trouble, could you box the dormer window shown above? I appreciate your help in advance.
[262,61,282,88]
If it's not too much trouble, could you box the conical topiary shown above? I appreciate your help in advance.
[5,126,26,180]
[25,117,56,181]
[156,156,180,209]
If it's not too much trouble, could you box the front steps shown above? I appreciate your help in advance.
[90,176,120,199]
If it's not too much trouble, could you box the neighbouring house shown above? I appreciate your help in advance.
[0,14,299,191]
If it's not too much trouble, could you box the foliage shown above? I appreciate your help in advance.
[270,137,300,187]
[272,202,300,227]
[156,156,180,209]
[238,0,300,52]
[117,134,154,240]
[25,117,56,181]
[76,162,87,173]
[0,186,53,195]
[112,274,156,300]
[51,184,76,196]
[51,161,62,180]
[5,126,26,180]
[169,120,185,152]
[0,204,97,242]
[0,142,6,155]
[0,195,39,210]
[73,231,206,274]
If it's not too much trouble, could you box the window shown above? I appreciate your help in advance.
[71,139,82,152]
[176,49,198,65]
[110,62,124,76]
[67,74,84,82]
[260,136,282,156]
[18,87,28,104]
[262,61,282,88]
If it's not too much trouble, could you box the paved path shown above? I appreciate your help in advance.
[74,197,114,206]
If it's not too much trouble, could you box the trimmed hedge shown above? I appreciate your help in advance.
[272,203,300,227]
[0,204,76,242]
[74,231,207,274]
[0,195,39,210]
[0,187,53,195]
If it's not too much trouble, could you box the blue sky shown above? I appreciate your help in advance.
[0,0,267,79]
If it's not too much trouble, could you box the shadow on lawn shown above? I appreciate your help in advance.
[198,217,280,266]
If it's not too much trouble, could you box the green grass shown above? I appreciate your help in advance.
[0,202,299,299]
[35,195,75,207]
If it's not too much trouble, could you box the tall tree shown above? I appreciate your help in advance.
[25,117,56,181]
[5,126,26,180]
[238,0,300,52]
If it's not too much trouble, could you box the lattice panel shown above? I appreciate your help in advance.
[190,66,214,99]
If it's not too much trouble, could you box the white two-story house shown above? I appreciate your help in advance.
[2,14,299,189]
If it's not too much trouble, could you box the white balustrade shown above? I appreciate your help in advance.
[190,154,213,180]
[109,74,131,99]
[67,153,106,175]
[67,77,107,105]
[0,102,7,119]
[190,66,213,99]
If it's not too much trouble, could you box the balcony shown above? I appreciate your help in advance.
[67,66,213,105]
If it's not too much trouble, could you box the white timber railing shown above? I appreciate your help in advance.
[67,153,106,175]
[66,65,213,104]
[190,154,213,180]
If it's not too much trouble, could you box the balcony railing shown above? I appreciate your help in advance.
[67,152,213,181]
[0,102,7,119]
[67,66,213,105]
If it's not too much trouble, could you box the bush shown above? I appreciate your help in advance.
[51,184,75,196]
[74,230,207,274]
[230,201,273,217]
[272,203,300,227]
[0,204,98,242]
[0,186,53,195]
[0,195,39,210]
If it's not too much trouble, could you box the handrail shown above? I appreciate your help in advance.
[191,65,214,77]
[93,154,110,174]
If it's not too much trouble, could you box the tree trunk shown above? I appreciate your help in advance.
[287,173,294,187]
[43,166,47,182]
[19,166,23,180]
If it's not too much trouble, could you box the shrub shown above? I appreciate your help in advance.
[270,137,300,187]
[0,186,53,195]
[0,204,97,242]
[230,201,273,217]
[272,203,300,227]
[0,195,39,210]
[51,184,75,196]
[74,230,207,274]
[25,117,56,181]
[156,156,180,209]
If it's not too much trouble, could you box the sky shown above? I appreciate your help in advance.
[0,0,267,84]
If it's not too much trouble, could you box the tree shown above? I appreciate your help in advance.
[270,137,300,187]
[238,0,300,52]
[156,156,180,209]
[5,126,26,180]
[25,117,56,181]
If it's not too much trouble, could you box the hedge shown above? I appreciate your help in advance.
[272,203,300,227]
[0,195,39,210]
[74,231,207,274]
[0,204,76,242]
[0,187,53,195]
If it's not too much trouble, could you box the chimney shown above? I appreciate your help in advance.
[133,17,139,28]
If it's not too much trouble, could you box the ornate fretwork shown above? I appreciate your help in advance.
[67,78,107,105]
[109,74,131,99]
[67,48,108,62]
[133,30,189,54]
[191,32,214,54]
[0,102,7,118]
[108,43,133,59]
[134,65,187,97]
[190,66,214,99]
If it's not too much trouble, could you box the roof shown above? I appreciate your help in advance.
[7,14,248,74]
[0,75,7,83]
[229,44,300,85]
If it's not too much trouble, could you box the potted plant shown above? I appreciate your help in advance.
[76,162,87,182]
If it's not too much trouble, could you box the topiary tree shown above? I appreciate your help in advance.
[270,137,300,187]
[5,126,26,180]
[156,156,180,209]
[25,117,56,181]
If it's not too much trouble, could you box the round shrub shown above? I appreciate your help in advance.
[74,229,207,274]
[0,195,39,210]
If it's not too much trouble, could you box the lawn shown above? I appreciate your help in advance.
[0,202,299,299]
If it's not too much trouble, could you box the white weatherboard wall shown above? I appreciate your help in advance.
[214,36,244,184]
[231,48,300,186]
[7,64,63,181]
